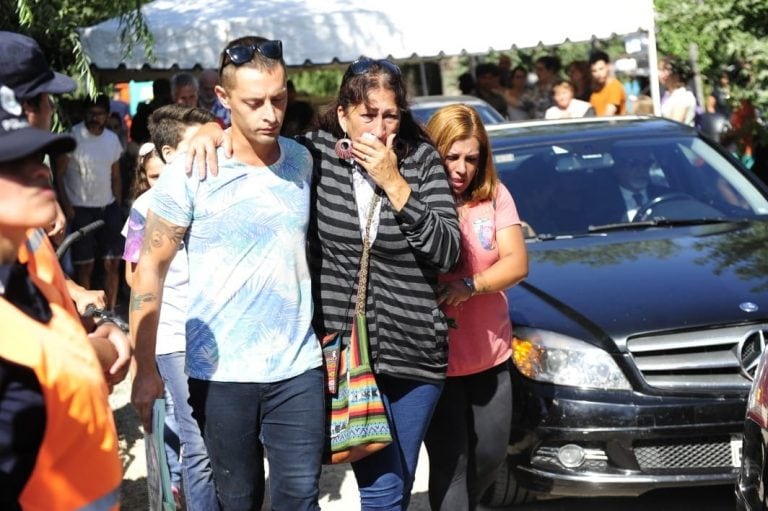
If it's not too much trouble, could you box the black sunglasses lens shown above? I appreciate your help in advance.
[227,46,254,65]
[349,58,373,75]
[380,60,401,76]
[349,58,400,76]
[224,40,282,68]
[259,40,282,59]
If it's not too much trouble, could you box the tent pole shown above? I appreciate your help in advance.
[645,0,661,116]
[419,61,429,96]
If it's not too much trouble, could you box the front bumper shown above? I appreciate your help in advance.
[510,379,746,497]
[735,418,768,510]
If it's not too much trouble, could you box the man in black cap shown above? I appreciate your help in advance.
[0,31,130,389]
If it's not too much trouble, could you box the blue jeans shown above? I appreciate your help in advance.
[188,367,324,511]
[352,374,443,510]
[156,352,219,511]
[162,385,181,489]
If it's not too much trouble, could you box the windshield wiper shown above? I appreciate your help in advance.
[588,217,740,233]
[530,232,609,241]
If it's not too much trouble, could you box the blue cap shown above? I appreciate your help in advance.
[0,31,76,100]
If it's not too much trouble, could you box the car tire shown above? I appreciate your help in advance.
[481,455,534,507]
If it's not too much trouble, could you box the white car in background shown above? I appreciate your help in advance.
[409,94,506,126]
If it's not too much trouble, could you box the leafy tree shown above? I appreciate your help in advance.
[0,0,151,96]
[655,0,768,109]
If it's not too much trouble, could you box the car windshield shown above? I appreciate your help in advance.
[493,134,768,239]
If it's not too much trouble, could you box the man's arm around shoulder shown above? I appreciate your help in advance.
[129,210,186,431]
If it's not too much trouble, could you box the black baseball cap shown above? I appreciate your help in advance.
[0,103,74,164]
[0,31,76,100]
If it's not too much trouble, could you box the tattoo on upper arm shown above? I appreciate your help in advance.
[130,292,157,312]
[142,213,186,255]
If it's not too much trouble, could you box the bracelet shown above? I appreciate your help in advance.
[95,317,130,333]
[462,276,476,296]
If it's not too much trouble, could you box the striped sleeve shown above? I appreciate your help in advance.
[394,142,460,273]
[299,131,459,382]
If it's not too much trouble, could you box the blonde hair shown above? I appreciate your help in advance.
[425,104,498,203]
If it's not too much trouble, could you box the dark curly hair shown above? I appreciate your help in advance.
[662,55,693,84]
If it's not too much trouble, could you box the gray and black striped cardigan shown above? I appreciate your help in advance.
[299,130,461,383]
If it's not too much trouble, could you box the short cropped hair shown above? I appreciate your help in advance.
[589,50,611,67]
[83,94,110,112]
[170,72,199,93]
[475,63,501,78]
[552,79,575,93]
[148,104,215,163]
[218,36,285,91]
[536,55,562,74]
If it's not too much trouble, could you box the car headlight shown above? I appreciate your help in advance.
[512,327,632,390]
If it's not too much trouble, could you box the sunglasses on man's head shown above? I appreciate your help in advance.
[348,58,401,77]
[220,40,283,72]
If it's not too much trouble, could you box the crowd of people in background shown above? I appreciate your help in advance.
[462,50,641,121]
[461,50,764,181]
[2,23,764,511]
[461,49,713,127]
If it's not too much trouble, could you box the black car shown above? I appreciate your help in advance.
[481,117,768,506]
[736,334,768,510]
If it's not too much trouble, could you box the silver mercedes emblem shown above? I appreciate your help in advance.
[740,302,759,313]
[737,330,767,380]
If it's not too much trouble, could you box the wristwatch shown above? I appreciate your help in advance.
[463,276,476,296]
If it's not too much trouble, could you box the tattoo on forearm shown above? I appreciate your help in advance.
[142,214,186,255]
[130,292,157,312]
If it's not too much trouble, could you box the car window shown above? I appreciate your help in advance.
[411,103,504,126]
[494,135,768,238]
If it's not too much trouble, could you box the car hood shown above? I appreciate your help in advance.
[508,221,768,347]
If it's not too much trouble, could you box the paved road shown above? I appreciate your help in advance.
[111,378,737,510]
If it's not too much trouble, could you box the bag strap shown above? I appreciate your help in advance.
[355,192,381,315]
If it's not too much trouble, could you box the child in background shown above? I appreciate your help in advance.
[122,142,185,508]
[545,79,595,119]
[123,143,163,264]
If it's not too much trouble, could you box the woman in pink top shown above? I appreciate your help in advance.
[424,104,529,510]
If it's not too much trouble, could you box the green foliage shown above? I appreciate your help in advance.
[655,0,768,109]
[288,68,344,98]
[0,0,152,96]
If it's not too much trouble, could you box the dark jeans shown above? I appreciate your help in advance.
[424,361,512,511]
[188,367,324,511]
[352,374,443,511]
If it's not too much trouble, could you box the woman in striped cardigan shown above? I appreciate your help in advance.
[298,57,460,509]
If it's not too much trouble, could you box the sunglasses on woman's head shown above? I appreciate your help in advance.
[220,40,283,72]
[348,58,401,77]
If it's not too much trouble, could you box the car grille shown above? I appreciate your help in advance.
[634,437,733,471]
[627,325,768,390]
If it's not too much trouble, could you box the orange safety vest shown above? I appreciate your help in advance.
[0,274,121,510]
[17,228,78,319]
